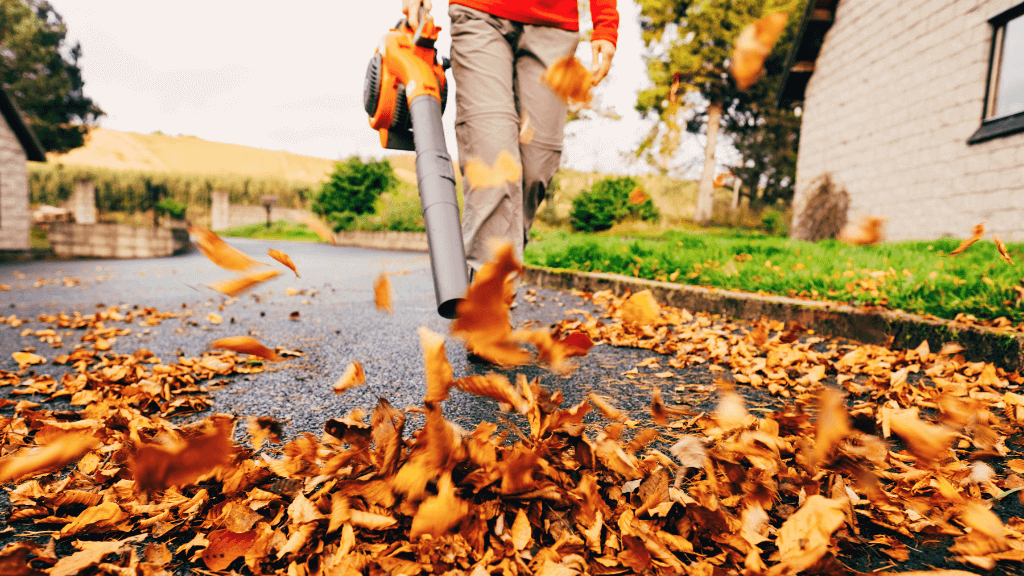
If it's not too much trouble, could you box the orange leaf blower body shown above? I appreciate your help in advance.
[364,13,468,318]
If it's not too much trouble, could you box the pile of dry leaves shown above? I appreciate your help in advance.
[1,234,1023,576]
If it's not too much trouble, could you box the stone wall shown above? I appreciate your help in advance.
[333,230,428,252]
[793,0,1024,241]
[0,112,29,250]
[49,223,190,259]
[207,193,313,232]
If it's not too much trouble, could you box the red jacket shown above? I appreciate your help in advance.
[450,0,619,46]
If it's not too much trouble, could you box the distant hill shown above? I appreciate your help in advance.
[47,128,344,184]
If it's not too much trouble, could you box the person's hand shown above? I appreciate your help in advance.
[403,0,432,30]
[591,39,615,85]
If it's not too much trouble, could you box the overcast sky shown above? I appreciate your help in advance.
[48,1,723,176]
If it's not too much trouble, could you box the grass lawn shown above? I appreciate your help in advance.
[219,220,325,243]
[524,229,1024,324]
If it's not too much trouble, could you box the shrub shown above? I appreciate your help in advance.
[791,173,849,241]
[313,158,398,231]
[155,197,186,220]
[759,208,788,236]
[569,176,659,232]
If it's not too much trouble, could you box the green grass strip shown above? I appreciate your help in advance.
[219,220,325,243]
[524,230,1024,324]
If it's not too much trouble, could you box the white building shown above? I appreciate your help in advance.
[0,86,47,251]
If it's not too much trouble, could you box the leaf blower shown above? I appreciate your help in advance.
[363,9,468,319]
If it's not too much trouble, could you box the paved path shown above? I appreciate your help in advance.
[0,239,688,437]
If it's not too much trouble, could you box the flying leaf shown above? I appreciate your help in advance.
[628,188,648,205]
[130,416,235,491]
[715,384,751,430]
[464,150,522,190]
[374,272,393,313]
[210,336,283,361]
[268,249,299,276]
[202,529,258,571]
[994,234,1013,265]
[882,406,956,463]
[838,215,887,245]
[12,351,45,369]
[542,55,592,108]
[620,290,660,327]
[519,113,535,145]
[300,214,337,244]
[452,240,529,365]
[773,495,846,574]
[651,389,689,425]
[453,373,527,413]
[333,361,366,395]
[814,388,852,464]
[949,222,986,256]
[0,431,99,483]
[589,393,624,421]
[208,269,281,297]
[420,327,453,404]
[248,416,283,450]
[731,12,789,90]
[189,225,261,271]
[409,473,468,538]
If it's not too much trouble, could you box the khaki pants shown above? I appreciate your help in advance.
[448,4,578,272]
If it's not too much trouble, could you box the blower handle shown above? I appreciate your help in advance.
[409,96,468,319]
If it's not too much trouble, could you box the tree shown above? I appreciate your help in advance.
[313,157,399,232]
[0,0,104,153]
[635,0,802,222]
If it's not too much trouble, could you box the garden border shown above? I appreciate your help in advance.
[521,265,1024,371]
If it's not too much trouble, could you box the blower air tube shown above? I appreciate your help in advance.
[409,96,468,319]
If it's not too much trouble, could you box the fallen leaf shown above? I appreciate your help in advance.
[12,351,45,369]
[333,361,366,395]
[731,12,789,90]
[772,495,846,574]
[542,55,592,108]
[510,508,532,551]
[50,538,135,576]
[949,222,986,256]
[453,373,527,413]
[994,234,1013,265]
[210,336,283,361]
[248,416,283,450]
[202,529,257,571]
[189,225,262,271]
[268,249,299,276]
[620,290,660,327]
[374,272,393,313]
[464,150,522,190]
[838,215,887,245]
[409,473,468,538]
[208,313,223,325]
[208,269,281,297]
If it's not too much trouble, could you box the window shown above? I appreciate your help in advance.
[970,2,1024,143]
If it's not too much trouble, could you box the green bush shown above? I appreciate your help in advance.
[759,208,788,236]
[156,197,187,219]
[314,158,398,231]
[569,176,659,232]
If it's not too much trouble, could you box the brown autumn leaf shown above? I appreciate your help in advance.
[590,393,624,421]
[202,529,258,571]
[994,234,1014,265]
[409,473,468,539]
[628,188,648,205]
[542,55,592,108]
[300,214,337,244]
[814,388,852,464]
[189,225,262,271]
[374,272,393,313]
[208,269,281,297]
[949,222,986,256]
[207,313,223,325]
[50,538,140,576]
[0,431,99,483]
[731,12,789,90]
[12,351,45,369]
[420,327,453,404]
[453,373,527,413]
[267,249,299,276]
[771,495,846,574]
[838,215,887,245]
[882,406,956,463]
[510,508,532,551]
[715,383,751,430]
[650,389,689,425]
[517,329,594,367]
[333,361,366,395]
[210,336,283,361]
[247,416,283,450]
[452,240,528,365]
[130,416,235,491]
[464,150,522,190]
[620,290,660,327]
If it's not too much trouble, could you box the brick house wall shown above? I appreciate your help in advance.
[792,0,1024,241]
[0,111,30,250]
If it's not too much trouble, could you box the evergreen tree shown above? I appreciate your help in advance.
[0,0,104,153]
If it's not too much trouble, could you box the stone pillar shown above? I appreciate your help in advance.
[71,180,97,224]
[211,190,229,231]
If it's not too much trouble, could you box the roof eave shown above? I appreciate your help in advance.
[0,86,47,162]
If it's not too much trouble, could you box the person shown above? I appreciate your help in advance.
[402,0,619,278]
